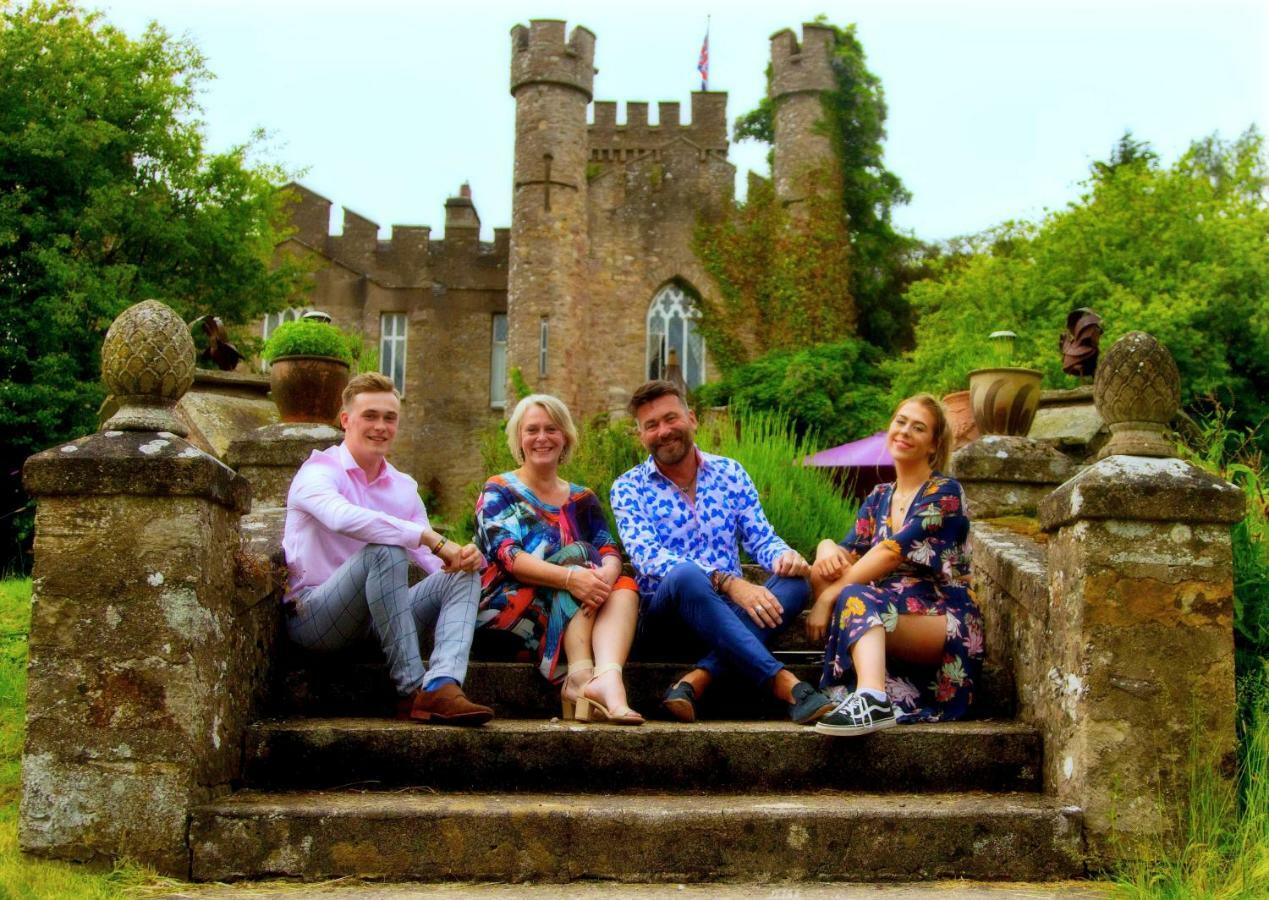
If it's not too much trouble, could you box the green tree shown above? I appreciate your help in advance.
[0,1,304,569]
[888,130,1269,445]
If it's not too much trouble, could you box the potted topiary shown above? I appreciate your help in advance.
[262,317,356,425]
[967,330,1044,436]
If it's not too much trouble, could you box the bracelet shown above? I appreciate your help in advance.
[434,536,449,554]
[564,568,574,590]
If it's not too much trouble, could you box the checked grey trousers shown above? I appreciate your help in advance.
[286,543,480,696]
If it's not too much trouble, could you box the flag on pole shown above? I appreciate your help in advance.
[697,19,710,91]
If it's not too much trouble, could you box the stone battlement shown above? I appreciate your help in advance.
[510,19,596,100]
[281,182,506,288]
[770,23,836,98]
[588,93,728,160]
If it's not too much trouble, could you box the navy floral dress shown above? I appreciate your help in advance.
[820,473,983,722]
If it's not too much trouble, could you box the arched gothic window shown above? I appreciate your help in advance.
[646,283,705,389]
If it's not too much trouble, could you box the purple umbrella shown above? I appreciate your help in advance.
[804,431,893,468]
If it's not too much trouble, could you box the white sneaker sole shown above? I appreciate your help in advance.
[814,715,899,737]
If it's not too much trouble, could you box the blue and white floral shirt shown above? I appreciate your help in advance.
[610,448,792,601]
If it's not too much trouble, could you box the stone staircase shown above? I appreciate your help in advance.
[188,624,1086,884]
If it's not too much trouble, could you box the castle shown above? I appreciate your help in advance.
[268,20,843,508]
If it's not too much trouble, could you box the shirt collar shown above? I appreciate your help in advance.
[644,446,714,483]
[337,441,393,485]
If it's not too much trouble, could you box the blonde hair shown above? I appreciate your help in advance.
[342,372,399,408]
[894,393,951,473]
[506,394,579,465]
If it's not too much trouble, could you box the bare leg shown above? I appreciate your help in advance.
[561,608,595,704]
[851,615,948,693]
[584,588,640,714]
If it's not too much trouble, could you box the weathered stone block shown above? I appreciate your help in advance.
[952,435,1077,518]
[21,433,270,876]
[227,422,341,509]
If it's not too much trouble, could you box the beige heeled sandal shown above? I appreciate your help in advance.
[560,658,593,720]
[578,663,645,726]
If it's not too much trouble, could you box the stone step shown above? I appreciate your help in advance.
[277,660,1013,720]
[189,790,1085,883]
[243,719,1042,794]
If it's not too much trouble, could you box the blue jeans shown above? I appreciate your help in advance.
[646,562,810,686]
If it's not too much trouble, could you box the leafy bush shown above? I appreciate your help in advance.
[697,408,858,559]
[694,339,892,447]
[887,131,1269,444]
[261,319,356,365]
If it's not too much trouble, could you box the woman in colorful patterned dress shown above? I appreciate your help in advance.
[475,394,644,724]
[806,394,982,736]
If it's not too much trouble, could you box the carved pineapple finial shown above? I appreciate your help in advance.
[1093,331,1180,459]
[100,299,194,435]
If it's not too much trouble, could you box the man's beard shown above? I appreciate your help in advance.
[652,432,691,466]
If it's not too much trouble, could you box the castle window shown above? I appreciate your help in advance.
[539,316,549,377]
[490,313,508,409]
[380,312,407,394]
[260,307,313,371]
[646,283,705,389]
[262,306,313,340]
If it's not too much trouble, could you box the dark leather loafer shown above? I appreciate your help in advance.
[397,683,493,726]
[661,681,698,723]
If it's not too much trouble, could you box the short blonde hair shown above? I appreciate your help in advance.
[342,372,399,409]
[506,394,579,465]
[894,393,952,473]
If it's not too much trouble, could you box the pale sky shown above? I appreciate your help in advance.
[98,0,1267,244]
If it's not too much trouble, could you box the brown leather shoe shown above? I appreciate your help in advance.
[396,683,493,726]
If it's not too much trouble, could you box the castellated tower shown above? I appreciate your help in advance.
[508,20,596,413]
[769,23,839,210]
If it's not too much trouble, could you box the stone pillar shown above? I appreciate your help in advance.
[952,434,1078,518]
[1035,331,1243,862]
[769,23,837,211]
[227,422,342,511]
[19,300,265,876]
[507,19,595,411]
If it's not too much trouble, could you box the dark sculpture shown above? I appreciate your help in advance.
[189,315,244,371]
[1060,308,1103,377]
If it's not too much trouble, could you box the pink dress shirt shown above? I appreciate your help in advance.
[282,442,441,602]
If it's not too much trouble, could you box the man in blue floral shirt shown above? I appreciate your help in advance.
[611,380,834,724]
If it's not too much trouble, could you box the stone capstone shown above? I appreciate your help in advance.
[951,436,1077,518]
[227,422,342,509]
[1039,455,1244,531]
[23,430,250,514]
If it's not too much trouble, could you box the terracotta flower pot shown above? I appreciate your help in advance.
[940,390,980,449]
[968,367,1043,436]
[269,355,350,425]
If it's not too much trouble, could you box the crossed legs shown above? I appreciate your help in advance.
[287,543,479,696]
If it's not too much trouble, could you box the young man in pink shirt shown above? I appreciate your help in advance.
[282,373,493,724]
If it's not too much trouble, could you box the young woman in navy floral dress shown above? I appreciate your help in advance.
[806,394,983,735]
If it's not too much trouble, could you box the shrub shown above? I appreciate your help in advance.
[261,319,356,365]
[697,408,858,559]
[694,339,892,448]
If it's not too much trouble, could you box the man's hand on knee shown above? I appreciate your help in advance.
[726,578,783,628]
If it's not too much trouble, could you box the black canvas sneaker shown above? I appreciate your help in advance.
[814,691,898,736]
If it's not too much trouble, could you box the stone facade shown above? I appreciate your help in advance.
[261,21,841,514]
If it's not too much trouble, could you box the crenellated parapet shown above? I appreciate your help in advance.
[510,19,595,100]
[588,93,728,162]
[769,23,836,99]
[278,183,506,289]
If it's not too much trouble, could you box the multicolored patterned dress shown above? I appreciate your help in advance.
[820,473,983,722]
[474,472,629,683]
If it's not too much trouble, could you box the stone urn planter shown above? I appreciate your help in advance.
[261,317,354,425]
[967,367,1044,436]
[268,356,350,424]
[941,390,980,449]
